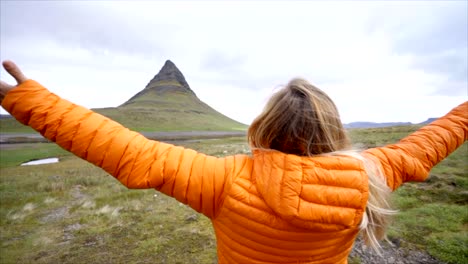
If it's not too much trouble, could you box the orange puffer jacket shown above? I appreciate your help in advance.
[3,80,467,263]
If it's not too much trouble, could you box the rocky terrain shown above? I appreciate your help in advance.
[349,238,444,264]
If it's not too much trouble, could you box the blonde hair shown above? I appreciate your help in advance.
[248,78,396,253]
[249,78,350,155]
[336,151,397,254]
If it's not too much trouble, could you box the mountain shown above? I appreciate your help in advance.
[343,117,440,129]
[344,122,412,129]
[94,60,247,132]
[122,60,196,107]
[418,118,438,125]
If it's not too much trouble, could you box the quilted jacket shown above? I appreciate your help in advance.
[3,80,467,263]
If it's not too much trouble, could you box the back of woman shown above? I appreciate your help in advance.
[207,79,388,263]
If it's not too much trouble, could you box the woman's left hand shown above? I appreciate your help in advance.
[0,60,28,104]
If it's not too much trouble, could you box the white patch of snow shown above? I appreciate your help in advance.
[21,158,59,166]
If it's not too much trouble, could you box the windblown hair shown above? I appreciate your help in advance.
[248,78,396,253]
[354,152,396,253]
[249,78,350,155]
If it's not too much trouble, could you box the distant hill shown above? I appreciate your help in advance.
[344,117,439,129]
[419,117,438,125]
[344,122,412,129]
[94,60,247,132]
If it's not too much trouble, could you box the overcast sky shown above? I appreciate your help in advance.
[1,1,467,124]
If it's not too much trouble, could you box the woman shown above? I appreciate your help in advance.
[1,60,466,263]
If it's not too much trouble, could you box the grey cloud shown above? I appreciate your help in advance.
[433,81,467,97]
[197,51,344,92]
[366,2,467,92]
[413,49,468,82]
[197,50,265,90]
[392,5,467,86]
[1,2,176,59]
[391,6,467,55]
[415,10,465,82]
[201,51,247,73]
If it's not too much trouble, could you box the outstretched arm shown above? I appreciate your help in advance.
[363,101,467,190]
[0,61,234,218]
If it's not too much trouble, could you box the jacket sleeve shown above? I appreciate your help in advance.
[1,80,236,218]
[363,102,468,190]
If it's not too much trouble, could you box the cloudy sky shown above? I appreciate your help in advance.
[1,1,467,125]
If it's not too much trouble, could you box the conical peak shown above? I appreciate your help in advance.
[159,60,177,74]
[121,60,196,106]
[163,59,176,68]
[145,60,194,94]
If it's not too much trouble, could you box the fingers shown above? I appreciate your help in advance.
[0,80,14,94]
[2,60,28,84]
[0,80,14,104]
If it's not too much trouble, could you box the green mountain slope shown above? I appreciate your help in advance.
[94,60,247,132]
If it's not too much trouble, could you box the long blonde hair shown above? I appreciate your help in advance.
[248,78,396,252]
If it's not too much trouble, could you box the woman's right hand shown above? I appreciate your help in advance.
[0,60,28,104]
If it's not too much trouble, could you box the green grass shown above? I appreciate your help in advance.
[147,80,184,88]
[0,138,248,264]
[347,124,424,148]
[0,119,35,133]
[0,143,70,168]
[0,159,217,263]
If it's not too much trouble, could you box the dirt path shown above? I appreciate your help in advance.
[39,185,89,245]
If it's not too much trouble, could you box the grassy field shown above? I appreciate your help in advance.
[0,120,36,133]
[0,127,467,263]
